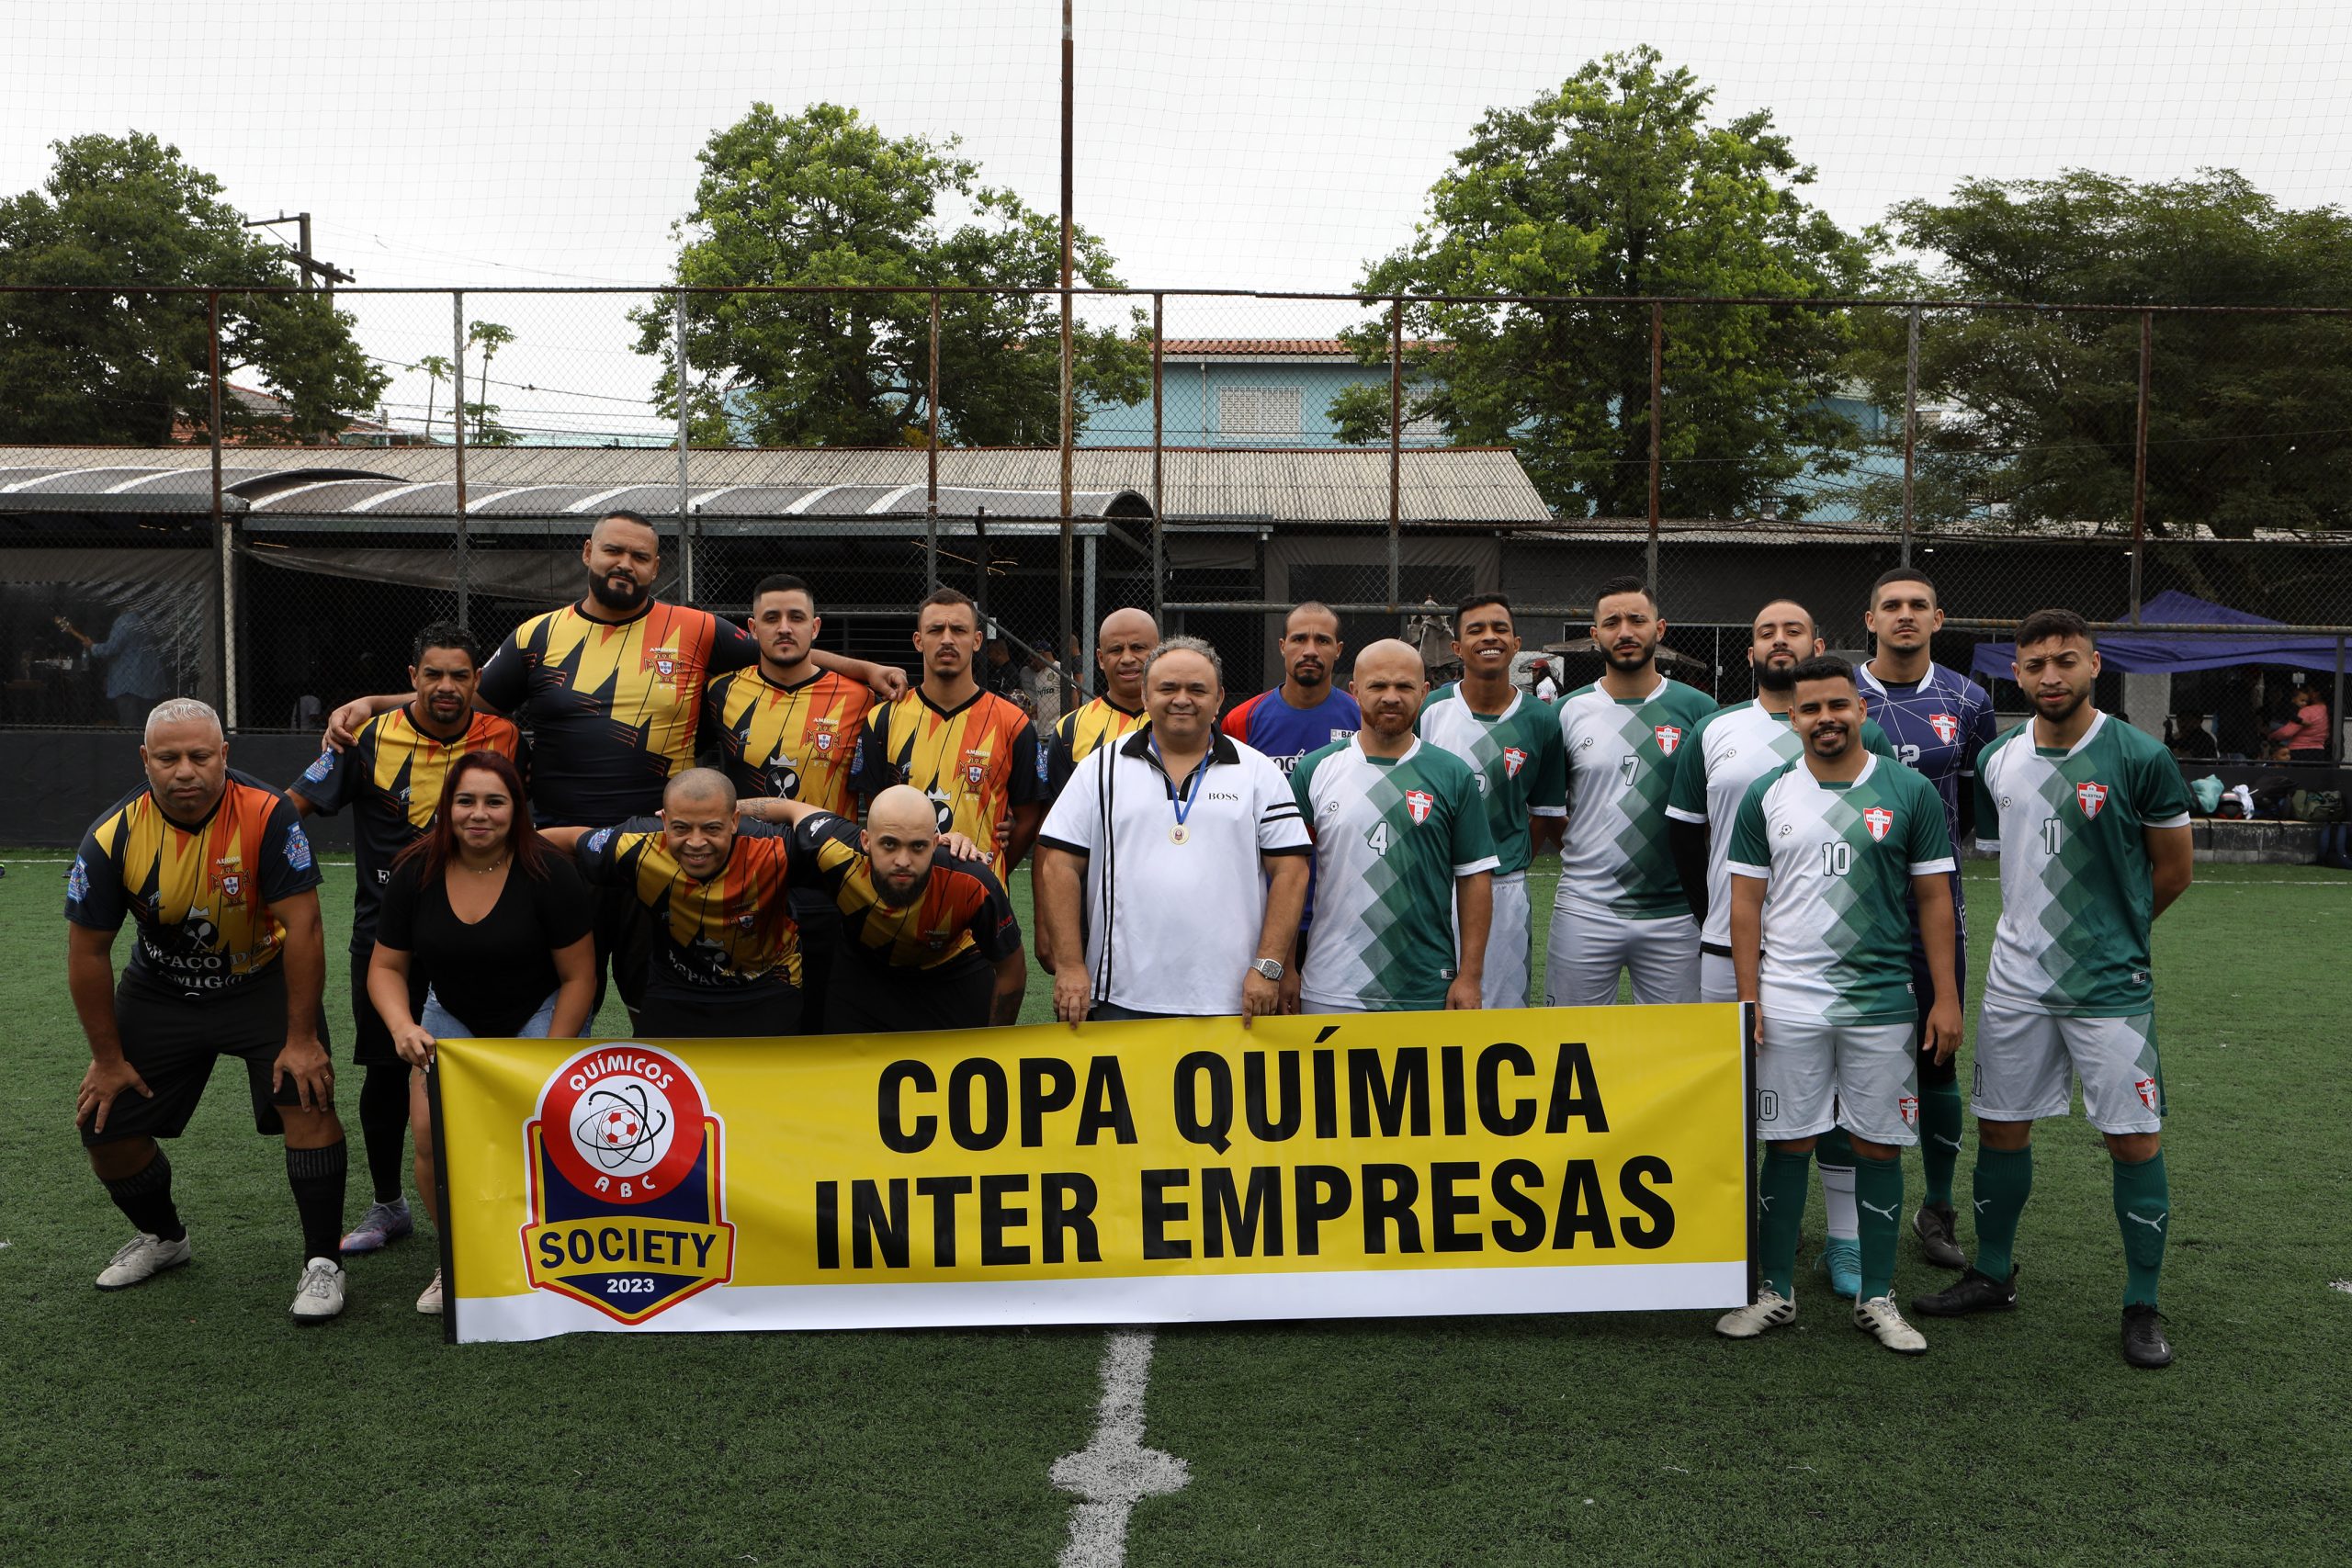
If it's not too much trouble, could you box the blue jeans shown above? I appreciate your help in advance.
[421,987,560,1040]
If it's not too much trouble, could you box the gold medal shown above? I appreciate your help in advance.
[1170,824,1190,845]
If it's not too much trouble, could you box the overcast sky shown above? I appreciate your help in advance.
[8,0,2349,436]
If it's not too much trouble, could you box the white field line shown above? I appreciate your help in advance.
[1050,1330,1189,1568]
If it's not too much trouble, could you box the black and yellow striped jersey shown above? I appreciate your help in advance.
[702,665,876,818]
[66,770,322,998]
[477,600,758,826]
[854,689,1041,878]
[288,705,525,951]
[573,817,820,997]
[1046,696,1148,800]
[791,811,1022,973]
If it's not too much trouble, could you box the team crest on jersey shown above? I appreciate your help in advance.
[1928,713,1961,745]
[1654,725,1684,755]
[209,856,244,899]
[1898,1094,1919,1128]
[641,642,698,689]
[1403,789,1435,825]
[1862,807,1894,842]
[2134,1075,2160,1112]
[521,1044,734,1325]
[1502,746,1529,779]
[2076,780,2109,819]
[961,748,991,787]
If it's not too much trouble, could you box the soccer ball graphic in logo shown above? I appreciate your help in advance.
[571,1077,673,1174]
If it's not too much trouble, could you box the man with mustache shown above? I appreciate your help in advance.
[1544,576,1715,1006]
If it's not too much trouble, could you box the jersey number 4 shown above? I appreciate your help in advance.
[1366,821,1392,855]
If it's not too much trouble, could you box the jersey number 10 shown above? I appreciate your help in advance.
[1820,840,1853,877]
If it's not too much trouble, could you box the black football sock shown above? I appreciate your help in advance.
[286,1141,349,1265]
[102,1149,186,1243]
[358,1063,412,1205]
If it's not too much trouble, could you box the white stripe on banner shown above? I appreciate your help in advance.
[1051,1332,1189,1568]
[448,1261,1747,1343]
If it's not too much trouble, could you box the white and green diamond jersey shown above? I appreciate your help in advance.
[1554,677,1717,918]
[1728,755,1956,1023]
[1417,683,1567,876]
[1975,711,2192,1017]
[1667,700,1899,948]
[1294,737,1499,1010]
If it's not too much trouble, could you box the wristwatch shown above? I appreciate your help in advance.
[1249,958,1284,981]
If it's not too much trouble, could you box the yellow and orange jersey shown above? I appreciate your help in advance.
[573,817,819,995]
[854,689,1041,878]
[703,665,875,818]
[478,600,759,825]
[792,811,1022,972]
[67,770,323,997]
[1046,696,1148,800]
[288,705,525,949]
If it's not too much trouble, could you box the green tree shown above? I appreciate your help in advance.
[413,354,452,438]
[631,102,1147,448]
[0,131,386,444]
[1849,170,2352,536]
[463,321,516,445]
[1329,47,1874,518]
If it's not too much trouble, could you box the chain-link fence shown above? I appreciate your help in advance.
[4,285,2347,758]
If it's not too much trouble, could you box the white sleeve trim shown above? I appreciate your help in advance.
[1453,855,1502,876]
[1529,805,1567,819]
[1725,860,1770,880]
[2147,814,2191,830]
[1664,805,1706,825]
[1909,857,1958,876]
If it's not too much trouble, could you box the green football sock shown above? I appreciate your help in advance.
[2112,1150,2170,1309]
[1919,1082,1963,1207]
[1971,1144,2032,1282]
[1853,1151,1903,1302]
[1758,1145,1814,1299]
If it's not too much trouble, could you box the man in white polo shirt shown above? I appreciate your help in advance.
[1035,637,1312,1022]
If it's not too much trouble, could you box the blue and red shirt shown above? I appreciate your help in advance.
[1221,687,1362,774]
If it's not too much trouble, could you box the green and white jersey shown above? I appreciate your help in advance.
[1294,736,1499,1010]
[1417,682,1567,876]
[1554,676,1717,918]
[1667,700,1899,948]
[1976,711,2192,1017]
[1728,755,1956,1022]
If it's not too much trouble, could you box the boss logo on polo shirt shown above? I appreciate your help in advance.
[1206,790,1241,803]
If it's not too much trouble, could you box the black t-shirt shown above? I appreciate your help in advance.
[375,852,594,1035]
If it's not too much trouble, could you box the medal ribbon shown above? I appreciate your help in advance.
[1150,738,1208,835]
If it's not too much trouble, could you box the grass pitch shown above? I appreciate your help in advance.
[2,852,2346,1566]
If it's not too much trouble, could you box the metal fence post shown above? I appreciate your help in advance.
[1647,301,1664,593]
[1151,290,1165,627]
[209,290,235,728]
[452,291,469,631]
[1902,305,1920,566]
[675,290,695,603]
[926,289,942,593]
[2131,309,2151,625]
[1388,296,1404,618]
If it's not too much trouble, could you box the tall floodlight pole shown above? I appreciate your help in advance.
[1057,0,1077,695]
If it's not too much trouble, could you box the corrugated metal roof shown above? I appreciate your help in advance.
[0,445,1554,524]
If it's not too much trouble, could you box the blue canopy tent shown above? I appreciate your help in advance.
[1968,591,2350,678]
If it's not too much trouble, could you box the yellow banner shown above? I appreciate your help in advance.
[433,1006,1751,1341]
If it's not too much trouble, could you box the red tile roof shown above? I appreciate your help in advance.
[1159,339,1445,356]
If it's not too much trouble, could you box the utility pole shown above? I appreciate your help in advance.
[242,212,354,294]
[1057,0,1077,705]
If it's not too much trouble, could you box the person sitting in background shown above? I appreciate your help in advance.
[2269,684,2332,761]
[368,750,596,1315]
[2167,711,2219,761]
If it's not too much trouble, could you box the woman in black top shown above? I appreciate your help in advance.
[368,750,594,1314]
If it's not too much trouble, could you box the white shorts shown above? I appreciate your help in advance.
[1754,1010,1921,1145]
[1543,898,1700,1007]
[1700,950,1736,1005]
[1458,870,1532,1010]
[1972,1007,2164,1135]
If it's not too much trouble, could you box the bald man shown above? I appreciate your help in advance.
[545,769,824,1036]
[1288,641,1498,1014]
[1045,608,1159,801]
[741,785,1026,1032]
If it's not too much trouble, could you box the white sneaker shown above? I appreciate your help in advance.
[1714,1286,1797,1338]
[96,1230,192,1291]
[415,1269,443,1315]
[289,1257,346,1324]
[1854,1293,1928,1355]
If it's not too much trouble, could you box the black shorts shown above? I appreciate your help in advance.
[348,955,426,1068]
[791,889,842,1035]
[826,953,993,1034]
[1912,935,1969,1086]
[637,985,803,1040]
[82,968,331,1147]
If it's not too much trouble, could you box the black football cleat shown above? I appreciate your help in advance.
[2121,1303,2174,1369]
[1912,1265,2019,1318]
[1912,1201,1966,1270]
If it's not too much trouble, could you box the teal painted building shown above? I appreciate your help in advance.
[1076,340,1446,449]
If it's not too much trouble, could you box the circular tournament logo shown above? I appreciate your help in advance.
[534,1045,711,1204]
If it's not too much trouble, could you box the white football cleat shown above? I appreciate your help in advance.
[289,1257,346,1324]
[415,1269,444,1315]
[1854,1293,1928,1355]
[96,1230,192,1291]
[1714,1286,1797,1338]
